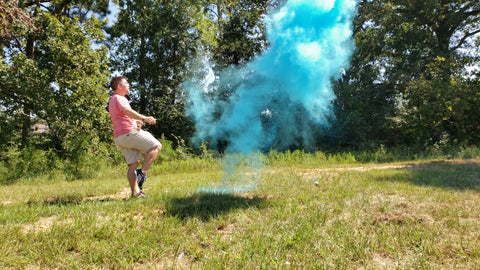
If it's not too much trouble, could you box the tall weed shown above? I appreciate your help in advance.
[455,146,480,159]
[3,139,479,184]
[0,143,122,183]
[0,147,54,183]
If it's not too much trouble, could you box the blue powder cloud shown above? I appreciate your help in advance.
[186,0,357,154]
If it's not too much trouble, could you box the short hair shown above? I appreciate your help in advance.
[110,76,126,91]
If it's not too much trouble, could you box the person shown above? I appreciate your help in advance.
[108,76,162,198]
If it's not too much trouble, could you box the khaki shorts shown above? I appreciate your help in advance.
[114,129,162,165]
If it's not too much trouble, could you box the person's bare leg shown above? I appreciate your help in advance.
[140,145,162,175]
[128,162,141,195]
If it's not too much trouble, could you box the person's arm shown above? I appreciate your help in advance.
[123,108,156,125]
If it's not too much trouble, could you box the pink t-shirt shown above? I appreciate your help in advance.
[108,94,137,137]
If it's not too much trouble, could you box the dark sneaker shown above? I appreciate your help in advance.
[135,169,147,190]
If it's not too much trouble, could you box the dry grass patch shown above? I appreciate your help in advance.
[21,215,75,234]
[1,158,480,269]
[84,187,132,201]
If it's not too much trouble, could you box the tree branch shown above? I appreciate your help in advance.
[463,8,480,17]
[51,0,74,15]
[20,0,52,8]
[451,28,480,51]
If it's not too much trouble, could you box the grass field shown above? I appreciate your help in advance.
[1,155,479,269]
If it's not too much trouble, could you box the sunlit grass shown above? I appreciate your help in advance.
[0,155,479,269]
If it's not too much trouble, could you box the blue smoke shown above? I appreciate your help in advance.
[186,0,357,194]
[186,0,357,154]
[196,153,264,194]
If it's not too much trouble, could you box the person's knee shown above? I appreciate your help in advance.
[128,160,140,169]
[147,144,162,155]
[153,144,162,152]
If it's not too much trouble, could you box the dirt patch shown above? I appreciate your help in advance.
[84,187,132,201]
[299,159,480,180]
[299,164,411,180]
[368,193,435,226]
[217,222,236,234]
[374,210,434,225]
[369,193,408,207]
[370,253,397,269]
[145,252,193,270]
[21,216,74,234]
[302,159,480,173]
[305,164,412,173]
[1,200,13,206]
[20,188,134,234]
[217,222,236,242]
[240,193,277,200]
[21,216,57,234]
[2,187,133,206]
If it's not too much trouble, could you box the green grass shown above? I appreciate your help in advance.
[1,155,480,269]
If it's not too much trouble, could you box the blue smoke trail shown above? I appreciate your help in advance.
[196,152,264,194]
[185,0,357,193]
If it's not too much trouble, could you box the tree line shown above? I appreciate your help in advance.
[1,0,479,167]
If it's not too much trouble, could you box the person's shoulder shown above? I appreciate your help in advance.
[111,94,126,101]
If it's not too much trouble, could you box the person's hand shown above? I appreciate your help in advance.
[136,120,144,129]
[143,116,156,125]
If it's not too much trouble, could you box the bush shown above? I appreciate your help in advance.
[455,146,480,159]
[0,146,53,183]
[3,136,479,184]
[0,142,122,183]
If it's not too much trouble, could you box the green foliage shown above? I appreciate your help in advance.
[456,146,480,159]
[401,58,480,145]
[1,0,480,182]
[0,0,34,39]
[211,0,277,67]
[0,147,50,183]
[0,141,122,183]
[156,135,178,161]
[150,137,219,174]
[35,13,111,153]
[108,0,202,144]
[0,2,111,168]
[334,0,480,148]
[266,149,357,167]
[265,144,480,166]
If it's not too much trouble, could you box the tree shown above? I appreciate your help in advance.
[108,0,207,144]
[191,0,280,152]
[0,0,34,39]
[210,0,278,68]
[0,1,111,161]
[334,0,480,147]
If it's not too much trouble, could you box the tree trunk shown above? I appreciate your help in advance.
[21,36,35,146]
[138,36,147,113]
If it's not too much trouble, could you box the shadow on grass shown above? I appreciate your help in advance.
[166,192,267,221]
[378,160,480,191]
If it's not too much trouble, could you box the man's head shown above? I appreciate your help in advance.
[110,76,130,95]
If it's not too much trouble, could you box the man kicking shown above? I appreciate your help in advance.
[108,76,162,198]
